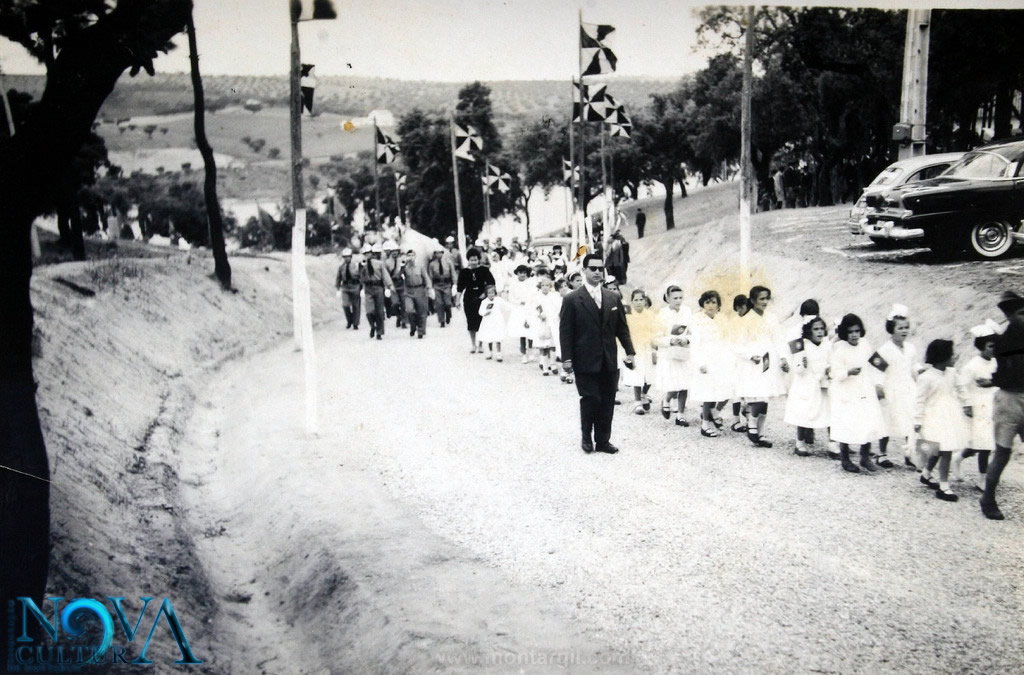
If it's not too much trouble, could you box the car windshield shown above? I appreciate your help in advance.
[869,166,905,187]
[945,151,1014,179]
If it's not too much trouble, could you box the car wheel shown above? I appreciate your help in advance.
[968,220,1015,259]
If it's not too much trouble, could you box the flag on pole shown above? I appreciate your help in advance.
[375,126,400,164]
[453,123,483,161]
[603,94,632,138]
[562,158,579,186]
[580,22,617,77]
[484,163,512,194]
[572,81,612,123]
[300,63,317,114]
[291,0,337,22]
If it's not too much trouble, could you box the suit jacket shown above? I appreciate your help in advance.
[559,286,635,373]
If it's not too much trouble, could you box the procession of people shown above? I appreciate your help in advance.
[336,230,1019,522]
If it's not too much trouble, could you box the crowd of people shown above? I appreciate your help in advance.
[337,234,1019,522]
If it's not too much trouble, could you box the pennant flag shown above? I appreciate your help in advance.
[603,94,632,138]
[291,0,337,22]
[572,81,612,123]
[869,352,889,372]
[580,22,617,77]
[561,158,580,186]
[395,172,406,190]
[300,63,317,114]
[788,338,805,354]
[375,126,399,164]
[453,123,483,162]
[486,163,512,194]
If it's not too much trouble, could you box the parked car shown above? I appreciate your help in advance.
[864,138,1024,259]
[527,236,572,259]
[849,152,964,245]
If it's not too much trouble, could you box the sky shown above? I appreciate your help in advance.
[1,1,1022,82]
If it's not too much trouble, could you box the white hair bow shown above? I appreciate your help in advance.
[886,304,909,321]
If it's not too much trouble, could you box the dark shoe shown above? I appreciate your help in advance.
[748,433,772,448]
[581,439,595,454]
[730,421,748,433]
[700,428,720,438]
[713,416,725,429]
[595,443,620,454]
[376,334,383,341]
[935,489,959,502]
[410,326,416,337]
[860,457,878,472]
[417,333,424,339]
[661,404,672,420]
[793,447,812,457]
[675,418,690,427]
[904,455,917,469]
[962,449,977,458]
[841,455,860,473]
[877,456,895,469]
[827,450,841,460]
[369,326,376,338]
[981,501,1005,520]
[920,475,939,489]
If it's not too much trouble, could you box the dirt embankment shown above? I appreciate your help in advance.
[30,251,336,669]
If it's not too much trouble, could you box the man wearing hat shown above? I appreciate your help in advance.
[383,240,407,329]
[443,235,463,277]
[334,248,362,330]
[359,243,396,340]
[983,291,1024,519]
[429,248,457,327]
[400,248,434,339]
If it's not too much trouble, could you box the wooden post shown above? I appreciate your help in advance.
[449,116,467,264]
[568,83,578,257]
[739,5,755,287]
[898,9,930,160]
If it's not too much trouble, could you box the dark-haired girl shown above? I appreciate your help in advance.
[735,286,790,447]
[829,313,884,472]
[654,284,693,425]
[956,321,1000,491]
[876,305,921,469]
[914,339,969,502]
[689,290,732,436]
[784,316,832,456]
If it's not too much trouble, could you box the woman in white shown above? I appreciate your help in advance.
[506,264,536,363]
[689,290,733,437]
[653,284,693,426]
[956,320,1000,490]
[735,286,790,447]
[875,304,922,469]
[783,316,832,456]
[829,313,885,472]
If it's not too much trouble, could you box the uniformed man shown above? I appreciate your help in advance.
[382,240,407,329]
[359,243,396,340]
[443,235,463,277]
[428,248,456,327]
[401,248,434,339]
[334,247,362,329]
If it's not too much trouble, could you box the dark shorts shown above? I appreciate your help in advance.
[994,389,1024,448]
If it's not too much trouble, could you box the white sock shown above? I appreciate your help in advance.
[939,481,950,491]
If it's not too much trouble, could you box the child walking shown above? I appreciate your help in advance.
[829,314,885,472]
[477,285,509,361]
[875,305,922,469]
[915,339,970,502]
[507,264,536,363]
[622,289,659,414]
[956,321,1000,491]
[533,275,561,376]
[727,294,751,431]
[735,286,790,448]
[689,291,733,437]
[784,316,832,456]
[654,284,693,426]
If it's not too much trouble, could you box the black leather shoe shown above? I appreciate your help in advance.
[981,500,1005,520]
[581,439,595,454]
[595,443,620,454]
[935,489,959,502]
[920,475,939,489]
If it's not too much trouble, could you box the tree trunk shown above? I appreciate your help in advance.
[187,10,231,290]
[662,176,675,230]
[0,0,192,616]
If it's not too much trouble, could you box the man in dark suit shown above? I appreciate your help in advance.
[560,254,636,454]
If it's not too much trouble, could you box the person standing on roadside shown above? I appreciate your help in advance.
[360,243,396,340]
[334,247,362,330]
[605,233,627,287]
[635,208,646,239]
[981,291,1024,520]
[401,248,434,339]
[428,248,456,327]
[560,254,636,455]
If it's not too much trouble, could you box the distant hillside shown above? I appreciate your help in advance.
[4,73,679,123]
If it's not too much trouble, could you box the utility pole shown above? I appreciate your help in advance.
[739,5,755,287]
[896,9,930,160]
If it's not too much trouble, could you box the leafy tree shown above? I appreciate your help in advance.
[0,0,193,620]
[633,91,695,230]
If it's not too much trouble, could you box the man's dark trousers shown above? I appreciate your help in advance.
[575,369,619,446]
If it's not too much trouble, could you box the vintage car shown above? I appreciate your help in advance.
[849,152,963,245]
[864,139,1024,259]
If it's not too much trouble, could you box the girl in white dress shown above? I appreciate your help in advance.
[875,305,922,469]
[622,289,660,414]
[653,284,693,426]
[533,275,562,377]
[689,291,733,437]
[477,285,509,361]
[829,314,885,472]
[735,286,791,447]
[784,316,832,456]
[726,294,751,431]
[506,265,536,363]
[956,321,1000,490]
[915,339,970,502]
[554,278,574,385]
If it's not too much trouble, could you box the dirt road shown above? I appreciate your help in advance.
[180,199,1023,673]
